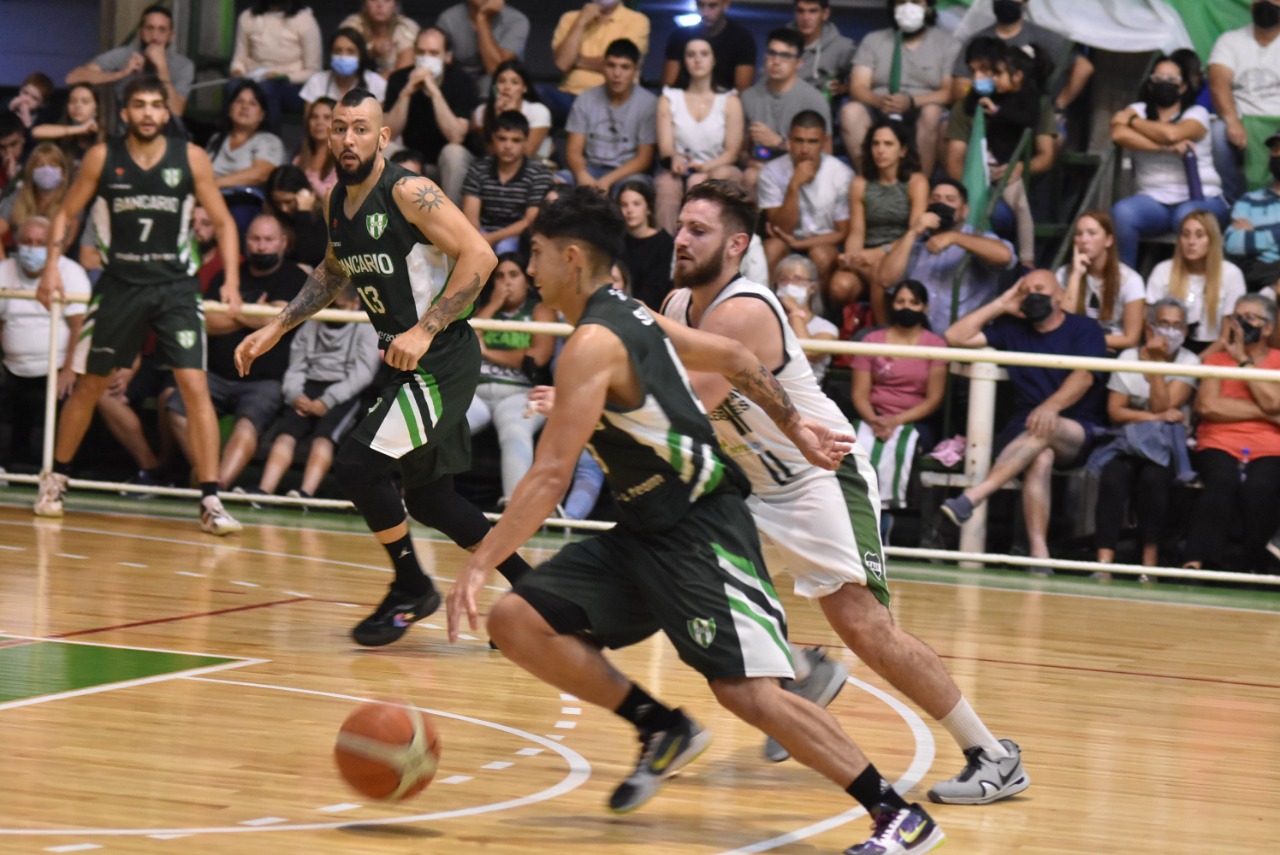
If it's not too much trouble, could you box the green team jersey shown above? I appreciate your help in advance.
[329,160,475,362]
[90,137,198,286]
[578,287,749,533]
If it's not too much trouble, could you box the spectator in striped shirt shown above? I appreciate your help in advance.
[1225,128,1280,293]
[461,111,554,255]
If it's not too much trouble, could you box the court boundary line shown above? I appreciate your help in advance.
[0,633,264,661]
[0,657,265,712]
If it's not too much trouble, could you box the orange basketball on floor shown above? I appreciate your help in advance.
[334,702,442,800]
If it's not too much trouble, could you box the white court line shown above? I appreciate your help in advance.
[559,693,578,701]
[55,553,88,560]
[438,776,473,785]
[0,633,264,662]
[282,592,310,598]
[515,748,542,757]
[315,804,360,814]
[147,833,191,839]
[553,721,576,729]
[560,707,581,715]
[0,658,265,713]
[480,762,513,771]
[0,544,25,550]
[175,571,204,578]
[118,562,147,568]
[45,845,100,853]
[230,581,260,588]
[238,817,287,826]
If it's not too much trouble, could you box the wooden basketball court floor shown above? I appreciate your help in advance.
[0,496,1277,855]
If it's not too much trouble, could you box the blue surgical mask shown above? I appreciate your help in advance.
[16,245,47,275]
[973,77,996,96]
[331,55,360,77]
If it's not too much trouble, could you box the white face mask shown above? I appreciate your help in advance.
[894,2,927,33]
[596,0,621,9]
[416,54,444,79]
[1154,325,1186,353]
[779,284,810,304]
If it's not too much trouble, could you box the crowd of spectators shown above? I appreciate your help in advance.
[3,0,1280,576]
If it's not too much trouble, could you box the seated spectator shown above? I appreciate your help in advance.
[254,285,380,499]
[192,205,224,290]
[561,39,656,196]
[618,179,675,309]
[792,0,854,100]
[941,269,1107,573]
[32,83,103,166]
[661,0,755,93]
[8,73,54,130]
[950,0,1092,119]
[1145,211,1246,353]
[610,260,630,294]
[0,112,27,193]
[265,165,327,269]
[438,0,531,99]
[208,81,286,190]
[877,178,1016,330]
[654,38,744,234]
[292,96,337,197]
[386,27,477,203]
[471,61,552,162]
[760,110,851,298]
[466,254,556,505]
[547,0,651,124]
[773,253,839,384]
[228,0,323,128]
[1111,53,1227,268]
[339,0,418,78]
[1058,210,1145,351]
[67,4,194,118]
[1208,1,1280,191]
[1185,292,1280,571]
[462,111,553,256]
[0,217,87,467]
[1224,128,1280,291]
[851,278,947,512]
[0,143,72,246]
[299,28,387,106]
[1089,297,1198,571]
[830,118,928,307]
[389,149,423,174]
[841,0,957,177]
[167,214,305,488]
[739,28,830,190]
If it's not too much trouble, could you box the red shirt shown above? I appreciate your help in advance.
[1197,349,1280,461]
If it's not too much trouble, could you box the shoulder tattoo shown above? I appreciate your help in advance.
[396,176,445,214]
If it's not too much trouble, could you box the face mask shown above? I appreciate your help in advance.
[32,165,63,191]
[1237,315,1265,344]
[1253,1,1280,29]
[779,284,810,304]
[894,2,927,33]
[926,201,957,232]
[1153,326,1185,353]
[889,307,927,328]
[973,76,996,96]
[1021,292,1054,323]
[1269,155,1280,182]
[993,0,1023,25]
[416,54,444,79]
[16,245,47,275]
[1150,81,1182,109]
[248,251,280,269]
[331,55,360,77]
[597,0,621,10]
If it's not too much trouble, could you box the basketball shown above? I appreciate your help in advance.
[333,702,442,800]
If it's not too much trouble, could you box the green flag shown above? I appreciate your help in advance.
[963,106,991,227]
[889,30,902,95]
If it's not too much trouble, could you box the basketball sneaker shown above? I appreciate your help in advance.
[608,710,711,814]
[926,738,1029,805]
[940,495,974,526]
[844,803,945,855]
[764,647,849,762]
[34,471,68,518]
[200,497,243,536]
[352,585,442,647]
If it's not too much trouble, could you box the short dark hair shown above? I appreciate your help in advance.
[424,25,452,53]
[789,109,827,133]
[964,36,1004,69]
[605,38,641,65]
[390,148,424,168]
[491,110,530,138]
[123,74,169,105]
[766,28,805,55]
[795,0,830,9]
[532,186,625,267]
[683,180,759,239]
[140,4,173,24]
[266,163,311,197]
[339,87,379,109]
[932,177,969,203]
[0,110,24,141]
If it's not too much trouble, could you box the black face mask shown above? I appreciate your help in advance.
[1237,315,1265,345]
[889,308,927,328]
[248,251,281,270]
[1253,1,1280,30]
[993,0,1023,25]
[1270,155,1280,182]
[1150,81,1182,109]
[1021,292,1054,323]
[927,202,957,232]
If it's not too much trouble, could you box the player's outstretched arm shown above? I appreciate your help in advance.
[39,143,105,310]
[447,326,620,642]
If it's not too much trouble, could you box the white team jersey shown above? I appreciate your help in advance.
[663,277,864,494]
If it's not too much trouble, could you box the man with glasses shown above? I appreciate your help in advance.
[739,29,831,191]
[661,0,756,93]
[561,39,656,196]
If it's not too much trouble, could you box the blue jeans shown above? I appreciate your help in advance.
[1111,193,1231,268]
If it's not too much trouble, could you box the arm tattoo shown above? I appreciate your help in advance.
[419,273,482,335]
[395,176,445,213]
[277,264,349,332]
[731,361,801,433]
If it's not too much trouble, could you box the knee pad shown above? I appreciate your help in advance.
[334,442,405,533]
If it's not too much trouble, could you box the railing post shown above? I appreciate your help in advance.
[41,297,64,474]
[959,352,1001,566]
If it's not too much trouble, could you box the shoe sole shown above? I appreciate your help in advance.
[351,592,443,648]
[927,770,1030,806]
[766,663,850,763]
[34,506,64,519]
[1268,540,1280,562]
[607,728,713,815]
[910,826,947,852]
[939,505,968,527]
[202,521,243,536]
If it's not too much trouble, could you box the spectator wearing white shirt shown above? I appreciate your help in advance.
[1208,0,1280,190]
[759,110,853,297]
[1058,210,1146,352]
[0,218,87,466]
[1145,210,1247,352]
[298,28,388,107]
[471,60,552,162]
[228,1,322,129]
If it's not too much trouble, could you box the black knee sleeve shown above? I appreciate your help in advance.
[403,475,493,548]
[334,442,406,533]
[513,584,592,636]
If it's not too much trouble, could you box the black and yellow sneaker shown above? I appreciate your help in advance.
[608,710,711,814]
[351,585,442,647]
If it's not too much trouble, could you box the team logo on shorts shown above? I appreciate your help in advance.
[687,617,716,649]
[864,550,885,581]
[176,329,197,349]
[162,168,182,188]
[366,212,388,240]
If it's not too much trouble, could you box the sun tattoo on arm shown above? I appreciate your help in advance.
[396,177,445,213]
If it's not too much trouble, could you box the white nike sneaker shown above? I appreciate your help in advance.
[201,497,243,536]
[34,471,68,518]
[927,738,1029,805]
[764,648,850,762]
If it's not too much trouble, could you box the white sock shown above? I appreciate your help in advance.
[939,697,1008,759]
[789,644,813,681]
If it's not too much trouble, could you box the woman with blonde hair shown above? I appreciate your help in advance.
[1145,209,1245,354]
[339,0,418,77]
[0,142,72,244]
[1058,210,1145,351]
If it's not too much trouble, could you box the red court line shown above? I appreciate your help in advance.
[50,596,310,638]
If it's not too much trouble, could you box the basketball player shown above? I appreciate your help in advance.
[446,187,946,855]
[660,180,1027,806]
[35,76,243,536]
[234,89,531,647]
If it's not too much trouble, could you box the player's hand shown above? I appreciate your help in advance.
[446,558,492,642]
[788,418,854,471]
[234,322,284,377]
[56,366,77,399]
[1026,402,1060,439]
[36,263,64,311]
[525,385,555,417]
[385,325,433,371]
[220,284,243,318]
[106,365,134,396]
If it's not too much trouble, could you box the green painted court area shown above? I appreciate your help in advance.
[0,639,233,704]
